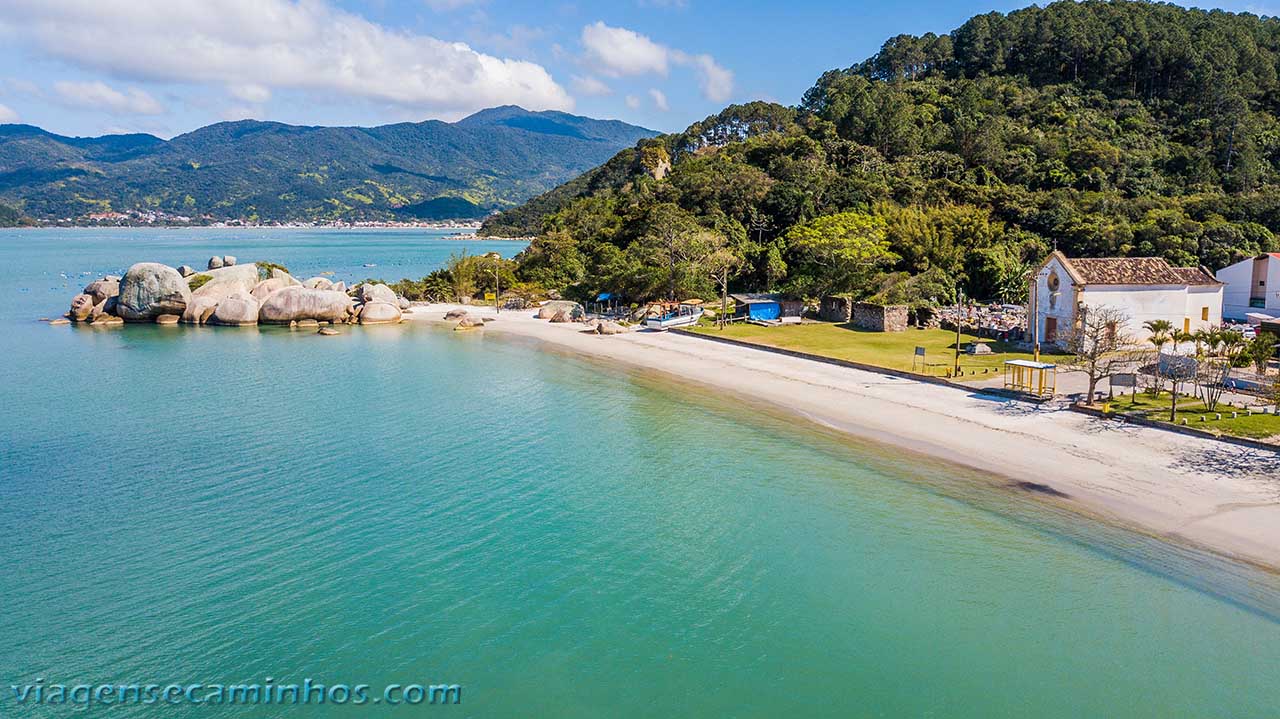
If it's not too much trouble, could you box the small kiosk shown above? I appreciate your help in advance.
[1003,359,1057,398]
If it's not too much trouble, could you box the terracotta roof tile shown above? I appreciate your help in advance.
[1064,256,1221,286]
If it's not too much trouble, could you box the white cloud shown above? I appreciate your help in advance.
[571,75,611,96]
[581,22,670,77]
[687,54,733,103]
[0,103,18,122]
[53,81,165,115]
[4,78,42,98]
[624,94,641,110]
[648,88,668,111]
[468,24,546,57]
[579,21,733,102]
[229,84,271,104]
[221,105,263,122]
[2,0,573,116]
[424,0,480,9]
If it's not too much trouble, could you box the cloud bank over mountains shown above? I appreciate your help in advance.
[0,0,736,135]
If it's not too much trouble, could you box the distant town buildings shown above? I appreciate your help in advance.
[1029,252,1223,347]
[1216,253,1280,322]
[49,208,482,230]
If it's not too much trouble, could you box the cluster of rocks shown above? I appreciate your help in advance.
[444,308,490,330]
[58,255,413,332]
[933,303,1028,338]
[536,300,586,323]
[535,300,630,335]
[440,300,630,336]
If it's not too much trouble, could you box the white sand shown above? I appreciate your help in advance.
[412,304,1280,572]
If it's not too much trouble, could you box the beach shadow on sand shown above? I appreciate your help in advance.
[967,394,1059,418]
[1170,444,1280,484]
[1075,415,1146,436]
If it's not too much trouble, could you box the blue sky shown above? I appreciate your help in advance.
[0,0,1275,138]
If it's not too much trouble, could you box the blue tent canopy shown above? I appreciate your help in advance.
[596,292,613,301]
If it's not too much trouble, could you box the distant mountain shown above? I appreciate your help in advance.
[0,107,657,223]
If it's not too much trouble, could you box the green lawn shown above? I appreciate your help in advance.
[689,321,1052,381]
[1103,391,1280,440]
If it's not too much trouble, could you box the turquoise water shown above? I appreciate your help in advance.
[4,229,1280,717]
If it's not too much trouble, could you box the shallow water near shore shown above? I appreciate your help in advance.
[4,229,1280,717]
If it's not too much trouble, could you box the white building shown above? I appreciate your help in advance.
[1216,253,1280,321]
[1028,252,1223,348]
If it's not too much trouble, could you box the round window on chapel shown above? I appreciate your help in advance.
[1047,273,1060,292]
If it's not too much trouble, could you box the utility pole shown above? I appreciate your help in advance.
[954,286,964,376]
[1030,267,1044,362]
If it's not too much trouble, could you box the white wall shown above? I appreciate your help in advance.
[1184,285,1223,331]
[1028,256,1077,347]
[1079,284,1202,337]
[1219,255,1280,320]
[1218,257,1256,320]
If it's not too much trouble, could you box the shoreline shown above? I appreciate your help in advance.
[0,224,489,232]
[412,303,1280,574]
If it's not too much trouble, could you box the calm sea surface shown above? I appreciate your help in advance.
[4,228,1280,718]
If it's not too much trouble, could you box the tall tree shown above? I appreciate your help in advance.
[1065,305,1143,403]
[783,211,899,297]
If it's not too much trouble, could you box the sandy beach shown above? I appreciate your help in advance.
[411,304,1280,572]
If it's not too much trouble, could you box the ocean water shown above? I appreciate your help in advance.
[3,228,1280,718]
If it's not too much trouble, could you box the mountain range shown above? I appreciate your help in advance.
[0,106,656,224]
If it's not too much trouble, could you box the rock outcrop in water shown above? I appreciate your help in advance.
[210,292,260,326]
[191,264,260,302]
[83,277,120,305]
[116,263,191,321]
[259,286,352,323]
[357,301,401,324]
[60,255,412,330]
[69,294,95,321]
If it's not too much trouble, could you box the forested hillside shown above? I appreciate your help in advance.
[482,0,1280,305]
[0,107,655,223]
[0,201,28,227]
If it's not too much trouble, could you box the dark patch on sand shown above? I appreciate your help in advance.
[1012,481,1070,498]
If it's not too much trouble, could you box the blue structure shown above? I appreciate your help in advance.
[741,300,781,320]
[590,292,622,318]
[732,293,800,322]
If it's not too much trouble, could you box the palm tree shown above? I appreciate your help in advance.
[1220,329,1245,360]
[1144,319,1173,342]
[1144,319,1173,395]
[1191,328,1212,357]
[1205,328,1226,357]
[1172,329,1199,400]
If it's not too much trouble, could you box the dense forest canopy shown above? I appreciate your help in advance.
[481,0,1280,307]
[0,201,28,227]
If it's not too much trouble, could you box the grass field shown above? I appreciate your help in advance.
[689,321,1053,381]
[1103,391,1280,440]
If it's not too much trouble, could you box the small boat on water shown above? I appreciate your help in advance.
[644,300,703,330]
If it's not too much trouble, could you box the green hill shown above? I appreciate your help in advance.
[482,0,1280,304]
[0,107,656,223]
[0,201,28,227]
